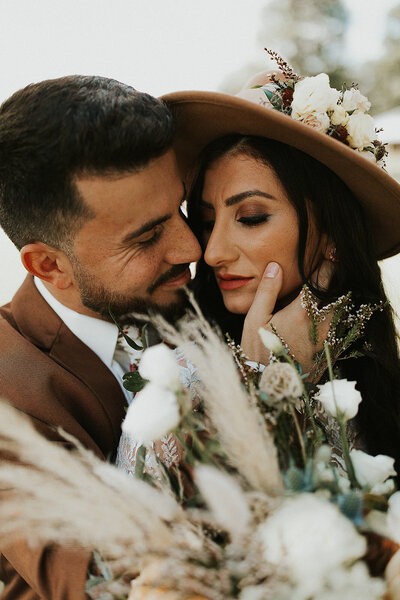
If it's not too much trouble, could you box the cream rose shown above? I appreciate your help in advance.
[316,379,362,421]
[346,112,376,150]
[342,88,371,113]
[291,110,330,133]
[387,492,400,544]
[350,449,396,491]
[122,383,180,443]
[258,494,366,599]
[291,73,340,115]
[330,105,349,126]
[139,343,180,390]
[258,328,283,354]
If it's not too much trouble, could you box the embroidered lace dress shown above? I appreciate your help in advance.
[116,347,200,478]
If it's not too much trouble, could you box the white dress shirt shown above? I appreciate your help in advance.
[34,277,136,404]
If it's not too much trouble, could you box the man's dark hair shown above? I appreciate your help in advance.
[0,75,174,250]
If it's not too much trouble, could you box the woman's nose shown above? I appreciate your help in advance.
[204,222,239,267]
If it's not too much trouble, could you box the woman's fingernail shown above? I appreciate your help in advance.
[264,262,279,278]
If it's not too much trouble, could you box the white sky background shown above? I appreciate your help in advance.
[0,0,399,308]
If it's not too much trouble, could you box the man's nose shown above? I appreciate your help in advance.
[204,222,238,267]
[165,214,202,265]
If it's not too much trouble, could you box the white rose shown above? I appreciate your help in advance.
[122,383,180,443]
[342,88,371,113]
[291,73,340,115]
[258,494,366,598]
[387,492,400,544]
[346,112,376,150]
[139,343,180,390]
[330,105,349,126]
[291,110,330,133]
[350,449,396,489]
[316,379,362,421]
[258,328,283,354]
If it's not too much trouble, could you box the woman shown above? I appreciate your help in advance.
[161,66,400,473]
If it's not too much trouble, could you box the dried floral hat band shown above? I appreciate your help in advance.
[162,50,400,259]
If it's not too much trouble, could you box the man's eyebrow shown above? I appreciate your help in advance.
[121,185,186,244]
[200,190,276,210]
[121,214,171,244]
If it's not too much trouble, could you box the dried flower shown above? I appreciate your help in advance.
[195,465,251,538]
[259,362,303,401]
[350,449,396,491]
[139,344,180,390]
[122,383,180,443]
[316,379,362,421]
[258,328,283,355]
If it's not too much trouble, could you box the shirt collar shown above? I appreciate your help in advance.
[34,277,118,368]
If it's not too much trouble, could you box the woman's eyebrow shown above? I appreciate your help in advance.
[200,189,276,210]
[225,190,276,207]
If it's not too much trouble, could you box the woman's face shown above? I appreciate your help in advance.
[201,152,304,315]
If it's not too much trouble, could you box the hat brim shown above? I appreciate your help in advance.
[162,90,400,260]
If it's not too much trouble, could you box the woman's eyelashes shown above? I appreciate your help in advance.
[202,213,271,231]
[237,214,271,226]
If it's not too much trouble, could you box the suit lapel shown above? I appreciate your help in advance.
[11,276,127,453]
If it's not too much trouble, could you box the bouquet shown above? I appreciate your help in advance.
[0,290,399,600]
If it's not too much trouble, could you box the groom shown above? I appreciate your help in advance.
[0,75,202,600]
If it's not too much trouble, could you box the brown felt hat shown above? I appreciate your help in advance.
[162,72,400,260]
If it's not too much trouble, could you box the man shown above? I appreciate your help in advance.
[0,74,321,599]
[0,74,201,599]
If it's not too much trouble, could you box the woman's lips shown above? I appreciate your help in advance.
[217,275,254,290]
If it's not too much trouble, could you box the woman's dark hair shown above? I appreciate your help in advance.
[188,134,400,476]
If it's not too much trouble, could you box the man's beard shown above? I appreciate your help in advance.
[71,260,189,323]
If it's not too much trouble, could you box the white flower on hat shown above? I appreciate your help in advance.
[139,343,180,390]
[330,105,349,127]
[258,494,366,599]
[122,383,180,444]
[292,110,330,133]
[291,73,340,116]
[258,328,283,354]
[315,379,362,421]
[350,449,396,491]
[346,112,376,150]
[342,88,371,113]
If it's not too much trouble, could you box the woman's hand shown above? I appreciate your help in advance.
[241,261,333,375]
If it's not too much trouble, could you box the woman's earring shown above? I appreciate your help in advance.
[328,247,338,262]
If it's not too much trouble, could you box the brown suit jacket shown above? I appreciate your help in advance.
[0,276,128,599]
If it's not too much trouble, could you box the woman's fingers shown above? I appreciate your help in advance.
[244,262,283,329]
[241,260,335,375]
[241,262,283,361]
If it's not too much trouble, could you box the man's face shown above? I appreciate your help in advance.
[69,150,202,320]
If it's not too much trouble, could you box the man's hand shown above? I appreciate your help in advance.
[241,261,333,375]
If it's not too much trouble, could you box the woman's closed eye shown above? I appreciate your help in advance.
[237,213,271,226]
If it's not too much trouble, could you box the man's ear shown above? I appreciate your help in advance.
[20,243,74,289]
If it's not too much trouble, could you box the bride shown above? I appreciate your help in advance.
[118,62,400,476]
